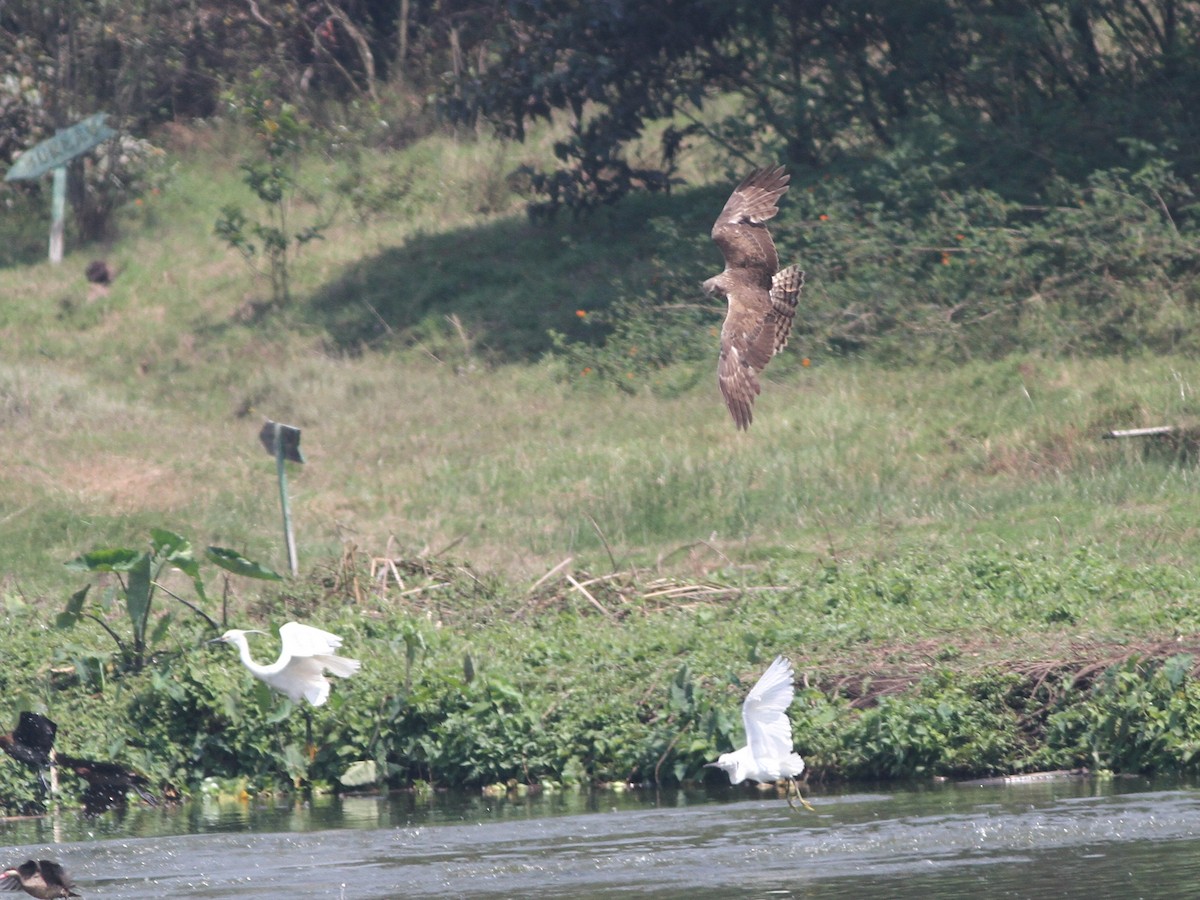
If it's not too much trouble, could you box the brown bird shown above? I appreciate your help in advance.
[0,860,80,898]
[0,713,154,811]
[56,755,156,814]
[84,260,112,285]
[703,166,804,430]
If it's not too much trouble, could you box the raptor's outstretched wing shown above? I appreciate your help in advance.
[710,165,790,283]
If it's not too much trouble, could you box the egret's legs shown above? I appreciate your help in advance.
[785,778,815,813]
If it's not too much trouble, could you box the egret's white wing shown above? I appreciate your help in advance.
[263,656,331,705]
[742,656,797,768]
[278,621,345,658]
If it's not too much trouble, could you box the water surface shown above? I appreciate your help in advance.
[2,777,1198,897]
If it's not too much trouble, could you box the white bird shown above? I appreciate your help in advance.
[213,622,361,706]
[706,655,812,810]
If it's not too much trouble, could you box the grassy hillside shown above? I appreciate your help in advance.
[3,126,1199,596]
[2,124,1200,801]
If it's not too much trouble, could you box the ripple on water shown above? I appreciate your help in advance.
[0,779,1198,898]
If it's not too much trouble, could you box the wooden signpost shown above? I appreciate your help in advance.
[4,112,117,264]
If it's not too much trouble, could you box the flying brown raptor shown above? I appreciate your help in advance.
[703,166,804,430]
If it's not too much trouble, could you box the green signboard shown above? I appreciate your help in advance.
[5,113,115,182]
[5,113,116,263]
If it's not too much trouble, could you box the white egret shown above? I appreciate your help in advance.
[706,655,813,810]
[213,622,361,706]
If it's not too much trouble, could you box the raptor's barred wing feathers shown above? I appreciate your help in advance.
[717,266,803,431]
[710,166,790,279]
[768,266,804,356]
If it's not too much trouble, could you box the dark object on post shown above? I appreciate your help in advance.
[0,713,57,770]
[0,712,58,795]
[258,420,304,463]
[259,420,304,576]
[0,859,80,898]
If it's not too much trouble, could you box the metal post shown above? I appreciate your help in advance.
[272,423,300,577]
[49,165,66,264]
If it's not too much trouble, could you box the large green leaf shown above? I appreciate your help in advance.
[55,585,90,629]
[339,760,378,787]
[206,546,283,581]
[65,547,142,572]
[150,527,190,560]
[152,527,207,603]
[125,551,153,640]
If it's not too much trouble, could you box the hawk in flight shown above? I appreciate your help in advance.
[703,166,804,430]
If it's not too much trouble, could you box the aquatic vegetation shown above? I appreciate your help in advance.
[3,544,1200,812]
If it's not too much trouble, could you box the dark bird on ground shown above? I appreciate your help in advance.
[84,260,112,285]
[703,166,804,430]
[0,860,80,898]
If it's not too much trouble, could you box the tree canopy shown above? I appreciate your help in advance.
[2,1,1198,217]
[451,0,1200,211]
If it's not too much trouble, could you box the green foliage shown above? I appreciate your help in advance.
[60,528,280,676]
[844,672,1024,778]
[550,152,1200,375]
[7,543,1200,809]
[1045,654,1200,774]
[215,88,330,305]
[461,1,1200,213]
[548,217,712,395]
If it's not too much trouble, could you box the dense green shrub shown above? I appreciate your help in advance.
[1045,654,1200,773]
[551,152,1200,389]
[5,546,1200,812]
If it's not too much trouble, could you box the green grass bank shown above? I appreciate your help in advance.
[2,125,1200,809]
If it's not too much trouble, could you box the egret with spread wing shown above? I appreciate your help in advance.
[707,655,812,810]
[213,622,361,706]
[703,166,804,430]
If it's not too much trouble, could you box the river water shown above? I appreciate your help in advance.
[2,776,1198,898]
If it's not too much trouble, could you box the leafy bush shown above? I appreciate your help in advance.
[549,151,1200,384]
[843,671,1023,778]
[1045,654,1200,773]
[59,528,280,676]
[215,87,331,305]
[548,216,714,395]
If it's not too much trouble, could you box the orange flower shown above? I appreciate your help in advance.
[801,358,811,367]
[575,309,587,318]
[581,367,592,375]
[818,214,829,221]
[955,233,964,241]
[941,253,951,265]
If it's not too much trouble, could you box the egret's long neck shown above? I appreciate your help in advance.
[234,636,259,671]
